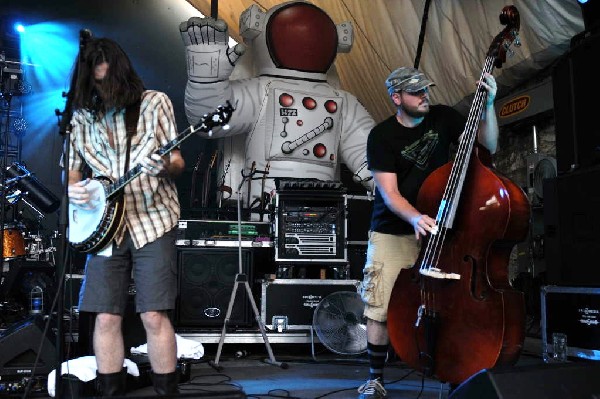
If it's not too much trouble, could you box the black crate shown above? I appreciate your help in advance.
[541,285,600,360]
[260,279,360,330]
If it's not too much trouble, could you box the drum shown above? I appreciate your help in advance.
[2,224,26,260]
[25,234,45,261]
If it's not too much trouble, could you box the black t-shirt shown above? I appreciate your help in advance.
[367,105,465,235]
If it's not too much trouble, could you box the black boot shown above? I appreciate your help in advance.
[151,371,180,395]
[96,368,127,397]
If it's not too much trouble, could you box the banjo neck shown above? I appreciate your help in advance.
[106,102,234,200]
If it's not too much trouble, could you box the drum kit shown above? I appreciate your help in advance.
[1,163,60,326]
[2,223,57,264]
[1,162,60,265]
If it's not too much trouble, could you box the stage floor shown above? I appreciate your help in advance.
[11,336,600,398]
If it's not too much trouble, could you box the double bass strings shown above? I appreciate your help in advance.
[417,57,494,318]
[418,55,496,310]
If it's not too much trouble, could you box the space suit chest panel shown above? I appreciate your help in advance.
[263,85,343,167]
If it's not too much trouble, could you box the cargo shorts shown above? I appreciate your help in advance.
[360,231,420,322]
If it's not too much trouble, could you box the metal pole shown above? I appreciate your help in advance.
[209,173,286,370]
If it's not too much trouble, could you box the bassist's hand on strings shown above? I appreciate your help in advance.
[477,72,497,106]
[409,214,438,240]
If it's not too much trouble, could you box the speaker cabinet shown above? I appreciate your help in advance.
[0,315,57,377]
[449,362,600,399]
[552,32,600,173]
[543,166,600,286]
[176,248,253,328]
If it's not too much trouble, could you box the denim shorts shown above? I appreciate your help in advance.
[78,229,178,315]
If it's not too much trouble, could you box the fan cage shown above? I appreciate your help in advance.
[312,291,367,355]
[525,153,557,204]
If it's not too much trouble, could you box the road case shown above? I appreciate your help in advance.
[541,285,600,361]
[261,278,360,331]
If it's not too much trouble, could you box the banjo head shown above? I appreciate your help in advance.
[68,178,110,245]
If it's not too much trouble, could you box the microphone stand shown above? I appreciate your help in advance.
[51,91,73,399]
[51,28,91,398]
[209,168,286,370]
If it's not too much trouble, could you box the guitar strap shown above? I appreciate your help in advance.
[123,99,141,172]
[113,99,141,243]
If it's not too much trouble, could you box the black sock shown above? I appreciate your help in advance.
[367,342,388,383]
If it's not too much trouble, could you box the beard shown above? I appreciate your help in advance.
[400,102,430,118]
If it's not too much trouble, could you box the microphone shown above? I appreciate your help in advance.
[5,162,60,213]
[79,28,93,47]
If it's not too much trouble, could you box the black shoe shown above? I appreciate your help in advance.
[96,368,127,397]
[151,371,180,395]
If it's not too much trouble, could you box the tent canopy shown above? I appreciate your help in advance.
[186,0,584,122]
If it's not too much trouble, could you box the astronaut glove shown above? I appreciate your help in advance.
[179,17,245,83]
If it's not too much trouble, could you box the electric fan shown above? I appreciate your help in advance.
[525,153,557,205]
[533,156,557,201]
[312,291,367,355]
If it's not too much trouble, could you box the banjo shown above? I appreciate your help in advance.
[68,102,234,253]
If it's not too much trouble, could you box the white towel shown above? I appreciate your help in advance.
[46,356,139,397]
[130,334,204,360]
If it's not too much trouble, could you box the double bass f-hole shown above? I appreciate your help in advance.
[467,255,489,301]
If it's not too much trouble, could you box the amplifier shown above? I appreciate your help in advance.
[541,285,600,361]
[176,219,271,246]
[261,278,360,331]
[274,178,345,191]
[175,247,254,328]
[274,192,347,263]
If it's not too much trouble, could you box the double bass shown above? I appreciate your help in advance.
[387,6,529,385]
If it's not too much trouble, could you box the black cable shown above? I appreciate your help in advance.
[210,0,218,19]
[246,389,301,399]
[178,372,247,396]
[415,372,425,399]
[414,0,432,69]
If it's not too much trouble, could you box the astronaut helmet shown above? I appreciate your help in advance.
[240,1,353,80]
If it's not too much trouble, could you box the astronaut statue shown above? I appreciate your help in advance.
[180,1,374,214]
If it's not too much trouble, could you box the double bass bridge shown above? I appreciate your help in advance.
[420,267,461,280]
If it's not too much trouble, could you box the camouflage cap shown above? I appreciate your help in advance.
[385,67,435,95]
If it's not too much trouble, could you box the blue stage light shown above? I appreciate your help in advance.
[18,22,79,158]
[14,23,26,33]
